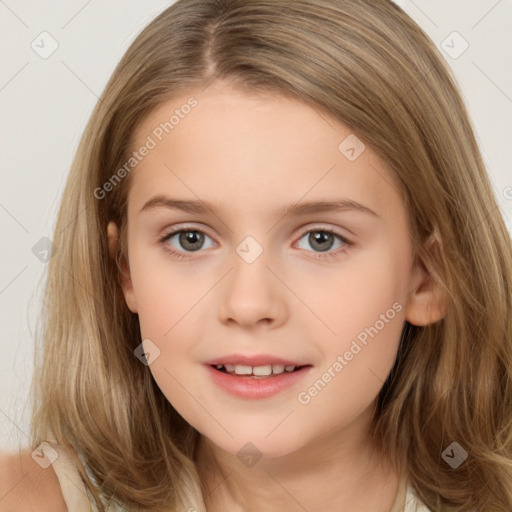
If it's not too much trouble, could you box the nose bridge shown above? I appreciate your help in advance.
[218,234,287,327]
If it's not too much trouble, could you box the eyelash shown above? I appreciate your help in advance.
[158,226,353,262]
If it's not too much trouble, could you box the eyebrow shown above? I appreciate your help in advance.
[139,195,379,219]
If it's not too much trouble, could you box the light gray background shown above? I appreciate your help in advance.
[1,0,511,452]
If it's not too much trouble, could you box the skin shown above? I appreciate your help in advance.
[0,450,68,512]
[108,79,446,512]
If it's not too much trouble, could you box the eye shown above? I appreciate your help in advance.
[158,226,353,262]
[159,228,215,259]
[295,228,352,260]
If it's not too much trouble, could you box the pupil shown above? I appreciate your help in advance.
[180,231,203,251]
[310,231,333,252]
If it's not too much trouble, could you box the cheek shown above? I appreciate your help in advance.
[295,247,407,403]
[297,245,407,345]
[128,251,211,401]
[132,271,200,415]
[129,247,207,338]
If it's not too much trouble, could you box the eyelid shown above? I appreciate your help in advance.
[294,222,352,240]
[158,222,216,241]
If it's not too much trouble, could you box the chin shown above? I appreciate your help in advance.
[202,426,307,462]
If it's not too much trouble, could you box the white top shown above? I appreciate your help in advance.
[47,442,432,511]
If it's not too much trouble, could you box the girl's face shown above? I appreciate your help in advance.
[113,80,438,459]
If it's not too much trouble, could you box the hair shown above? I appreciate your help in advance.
[29,0,512,511]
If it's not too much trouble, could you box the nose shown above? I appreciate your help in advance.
[218,246,289,329]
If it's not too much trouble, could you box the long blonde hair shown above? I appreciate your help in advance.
[30,1,512,510]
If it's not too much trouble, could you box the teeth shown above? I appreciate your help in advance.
[234,365,253,375]
[217,363,298,376]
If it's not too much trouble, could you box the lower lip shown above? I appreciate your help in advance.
[205,365,313,399]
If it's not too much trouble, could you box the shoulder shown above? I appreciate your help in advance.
[0,448,68,512]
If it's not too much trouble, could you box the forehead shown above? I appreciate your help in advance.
[128,81,404,223]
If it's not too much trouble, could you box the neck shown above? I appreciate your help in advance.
[196,422,400,512]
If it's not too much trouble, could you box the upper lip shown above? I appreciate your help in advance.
[204,354,310,367]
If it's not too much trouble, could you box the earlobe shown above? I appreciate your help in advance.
[107,221,138,314]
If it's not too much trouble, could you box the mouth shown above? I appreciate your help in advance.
[210,363,310,378]
[205,361,314,399]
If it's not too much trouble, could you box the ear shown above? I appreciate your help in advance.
[107,221,138,314]
[404,232,447,326]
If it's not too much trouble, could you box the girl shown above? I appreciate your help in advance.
[6,0,512,511]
